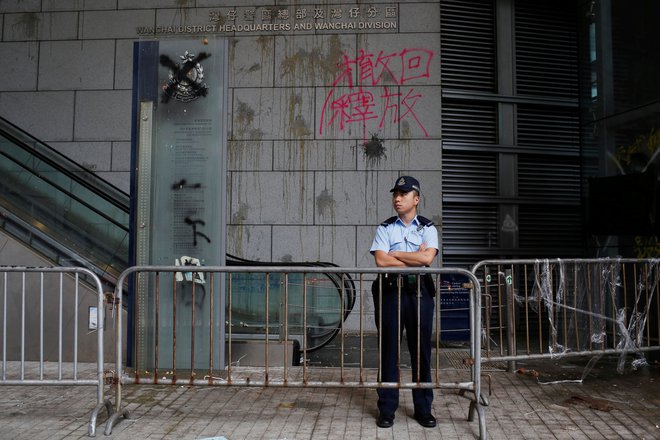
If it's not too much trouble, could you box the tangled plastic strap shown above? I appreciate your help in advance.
[522,258,658,380]
[612,259,659,373]
[530,259,567,358]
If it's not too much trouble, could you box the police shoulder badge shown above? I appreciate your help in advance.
[160,50,211,103]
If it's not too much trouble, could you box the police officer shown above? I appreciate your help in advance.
[369,175,439,428]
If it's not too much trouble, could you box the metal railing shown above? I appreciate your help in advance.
[105,265,487,439]
[6,259,658,439]
[0,266,112,436]
[472,258,660,373]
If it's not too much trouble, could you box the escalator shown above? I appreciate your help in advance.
[226,254,356,352]
[0,116,355,352]
[0,117,129,289]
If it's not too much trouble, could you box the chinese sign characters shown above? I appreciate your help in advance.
[319,47,435,141]
[136,4,398,35]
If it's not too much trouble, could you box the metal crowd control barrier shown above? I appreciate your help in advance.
[105,266,487,439]
[471,258,660,373]
[0,266,112,437]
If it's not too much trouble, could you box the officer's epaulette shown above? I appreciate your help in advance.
[380,215,434,227]
[417,215,434,227]
[380,216,398,226]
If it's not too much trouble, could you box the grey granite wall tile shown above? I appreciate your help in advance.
[273,139,357,172]
[74,90,132,141]
[4,12,78,41]
[43,0,118,12]
[81,9,155,39]
[230,171,315,224]
[399,2,440,33]
[0,0,40,14]
[227,225,272,261]
[231,87,315,141]
[0,91,75,141]
[50,141,112,172]
[229,36,275,88]
[0,42,39,91]
[228,140,274,171]
[39,40,116,90]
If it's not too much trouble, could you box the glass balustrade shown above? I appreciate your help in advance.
[0,118,130,282]
[227,270,355,352]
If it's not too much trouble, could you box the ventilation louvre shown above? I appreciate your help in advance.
[440,0,581,266]
[440,0,497,93]
[515,2,579,98]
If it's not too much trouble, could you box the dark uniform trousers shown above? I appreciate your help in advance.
[372,274,435,417]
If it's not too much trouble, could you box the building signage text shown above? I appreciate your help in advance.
[136,4,398,35]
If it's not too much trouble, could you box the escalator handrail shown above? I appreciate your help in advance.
[226,254,357,352]
[0,116,129,213]
[227,253,358,310]
[0,150,129,231]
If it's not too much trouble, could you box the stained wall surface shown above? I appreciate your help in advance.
[0,1,443,284]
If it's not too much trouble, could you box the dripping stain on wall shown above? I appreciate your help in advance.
[316,189,336,219]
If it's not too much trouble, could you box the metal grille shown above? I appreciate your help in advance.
[442,203,499,249]
[515,1,579,98]
[518,206,583,253]
[440,0,496,92]
[517,105,580,152]
[518,154,581,201]
[441,101,498,144]
[441,0,582,265]
[442,151,498,197]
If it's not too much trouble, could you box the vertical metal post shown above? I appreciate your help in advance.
[303,273,308,384]
[340,273,345,384]
[505,269,516,372]
[58,273,63,380]
[74,273,79,380]
[20,273,25,380]
[2,273,6,381]
[96,270,104,406]
[227,273,232,382]
[265,272,270,383]
[208,272,214,379]
[416,276,421,385]
[358,274,364,384]
[283,273,289,384]
[190,279,196,381]
[39,273,44,380]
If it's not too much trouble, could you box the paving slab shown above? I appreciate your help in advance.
[1,357,659,439]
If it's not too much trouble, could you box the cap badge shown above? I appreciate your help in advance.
[398,177,405,186]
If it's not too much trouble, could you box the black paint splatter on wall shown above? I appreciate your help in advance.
[362,133,386,166]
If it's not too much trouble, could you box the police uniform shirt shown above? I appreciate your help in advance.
[370,215,439,256]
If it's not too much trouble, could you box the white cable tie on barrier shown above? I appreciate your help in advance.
[175,256,206,284]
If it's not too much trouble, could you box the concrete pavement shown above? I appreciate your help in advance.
[1,356,658,439]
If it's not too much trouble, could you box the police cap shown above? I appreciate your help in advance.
[390,175,421,193]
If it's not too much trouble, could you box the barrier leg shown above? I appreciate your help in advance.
[475,402,488,440]
[104,407,131,436]
[88,399,114,437]
[467,397,488,439]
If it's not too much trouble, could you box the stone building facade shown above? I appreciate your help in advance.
[0,1,443,271]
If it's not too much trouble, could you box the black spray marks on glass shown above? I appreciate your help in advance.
[160,51,211,103]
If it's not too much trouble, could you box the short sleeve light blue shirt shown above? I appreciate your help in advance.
[370,215,439,255]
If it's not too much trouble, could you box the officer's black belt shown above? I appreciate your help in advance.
[382,273,419,285]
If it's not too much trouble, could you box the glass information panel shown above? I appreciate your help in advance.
[132,37,228,370]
